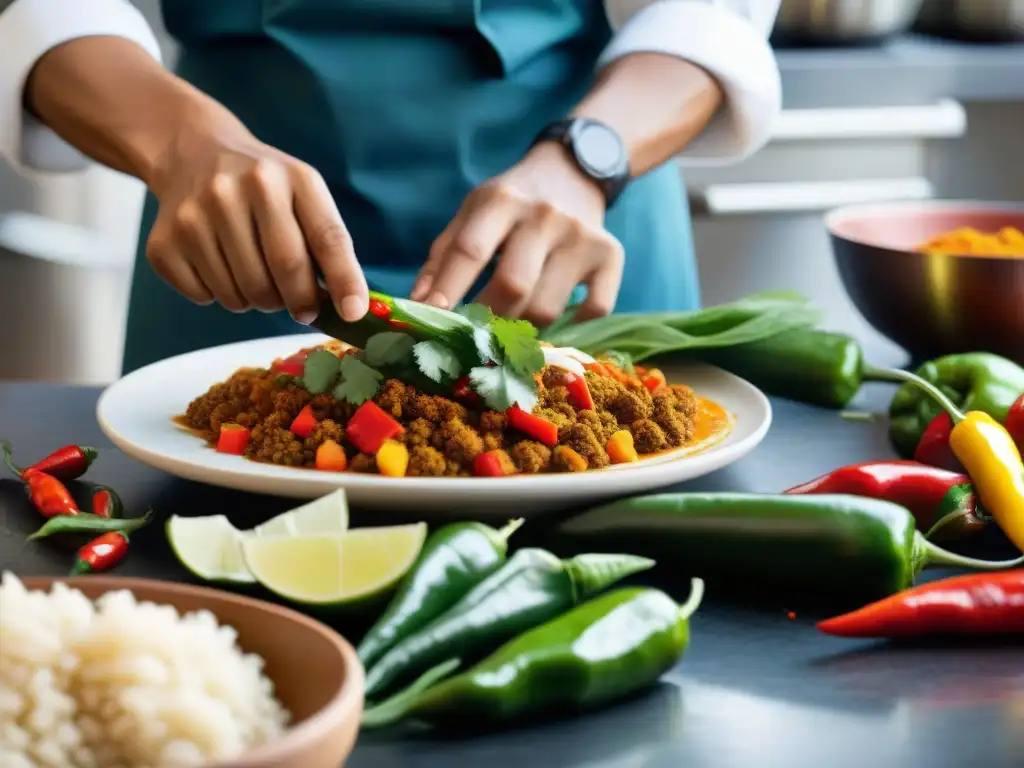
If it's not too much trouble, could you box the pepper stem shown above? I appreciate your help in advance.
[0,440,22,479]
[839,410,882,424]
[862,366,967,424]
[677,578,705,621]
[914,532,1024,573]
[497,518,525,542]
[361,658,461,730]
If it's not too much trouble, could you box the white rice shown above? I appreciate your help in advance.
[0,572,289,768]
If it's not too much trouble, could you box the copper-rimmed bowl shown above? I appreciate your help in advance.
[20,576,364,768]
[826,200,1024,364]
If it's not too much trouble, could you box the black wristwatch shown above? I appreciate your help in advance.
[532,118,630,208]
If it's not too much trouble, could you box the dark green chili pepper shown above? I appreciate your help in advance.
[549,494,1024,610]
[357,519,524,668]
[28,509,152,541]
[691,328,865,409]
[364,548,655,700]
[362,579,705,732]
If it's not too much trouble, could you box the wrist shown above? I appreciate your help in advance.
[520,141,607,212]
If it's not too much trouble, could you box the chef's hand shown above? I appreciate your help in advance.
[146,116,368,324]
[412,143,624,326]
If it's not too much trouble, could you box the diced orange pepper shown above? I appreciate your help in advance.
[554,445,588,472]
[642,369,668,393]
[473,449,516,477]
[607,430,639,464]
[506,405,559,447]
[290,405,318,439]
[216,423,250,455]
[584,362,611,377]
[315,439,348,472]
[376,440,410,477]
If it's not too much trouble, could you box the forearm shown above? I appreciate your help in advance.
[570,52,723,177]
[25,36,241,189]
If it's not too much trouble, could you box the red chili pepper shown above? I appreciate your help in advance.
[290,405,318,439]
[369,298,391,319]
[473,449,514,477]
[913,413,964,473]
[784,460,986,542]
[90,486,121,519]
[1,441,97,482]
[506,405,559,447]
[817,570,1024,638]
[387,319,411,331]
[1007,392,1024,453]
[70,531,130,575]
[216,423,251,455]
[563,373,595,411]
[22,469,80,519]
[452,376,481,407]
[346,401,405,454]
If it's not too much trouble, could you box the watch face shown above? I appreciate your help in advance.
[572,121,625,178]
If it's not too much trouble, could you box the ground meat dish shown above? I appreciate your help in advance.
[182,346,699,476]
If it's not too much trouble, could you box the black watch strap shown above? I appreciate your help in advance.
[532,118,630,208]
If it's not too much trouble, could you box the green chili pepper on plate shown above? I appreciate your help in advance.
[364,548,655,700]
[549,493,1024,609]
[361,579,705,732]
[885,353,1024,458]
[28,509,152,541]
[358,519,524,668]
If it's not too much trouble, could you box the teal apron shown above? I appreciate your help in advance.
[121,0,699,374]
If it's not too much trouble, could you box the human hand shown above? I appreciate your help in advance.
[412,143,624,326]
[146,110,368,324]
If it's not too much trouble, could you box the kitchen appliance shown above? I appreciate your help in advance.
[772,0,926,46]
[915,0,1024,41]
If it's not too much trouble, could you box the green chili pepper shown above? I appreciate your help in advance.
[28,509,152,541]
[364,548,655,700]
[691,328,866,409]
[357,519,525,668]
[549,494,1024,609]
[883,353,1024,458]
[362,579,705,732]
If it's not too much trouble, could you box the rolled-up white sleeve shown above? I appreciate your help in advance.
[600,0,782,165]
[0,0,162,174]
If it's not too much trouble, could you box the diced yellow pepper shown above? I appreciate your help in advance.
[376,440,410,478]
[606,430,639,464]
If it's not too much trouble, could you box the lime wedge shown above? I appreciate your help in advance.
[252,489,350,538]
[241,523,428,606]
[166,514,255,583]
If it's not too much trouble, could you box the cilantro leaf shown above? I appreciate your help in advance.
[363,332,416,368]
[454,303,498,363]
[301,349,342,394]
[413,340,462,383]
[490,316,544,377]
[469,365,538,412]
[332,355,383,404]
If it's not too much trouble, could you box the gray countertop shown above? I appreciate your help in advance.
[777,35,1024,107]
[2,381,1021,768]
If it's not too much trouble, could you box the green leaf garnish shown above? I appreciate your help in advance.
[455,303,497,363]
[363,332,416,368]
[302,349,343,394]
[491,316,544,377]
[332,355,383,405]
[413,340,462,383]
[469,365,538,412]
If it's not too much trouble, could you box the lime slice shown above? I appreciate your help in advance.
[252,489,350,538]
[166,514,255,583]
[241,523,428,606]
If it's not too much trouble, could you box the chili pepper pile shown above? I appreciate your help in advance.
[1,440,151,575]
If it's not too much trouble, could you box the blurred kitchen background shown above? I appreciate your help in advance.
[1,0,1023,384]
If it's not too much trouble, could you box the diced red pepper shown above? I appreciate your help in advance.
[273,350,309,378]
[506,405,559,447]
[452,375,481,407]
[642,369,667,393]
[290,405,318,439]
[473,449,515,477]
[345,401,405,454]
[563,372,594,411]
[216,423,250,455]
[1007,393,1024,453]
[914,413,964,473]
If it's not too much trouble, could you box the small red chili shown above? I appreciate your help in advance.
[1007,392,1024,453]
[387,319,411,331]
[452,376,481,407]
[23,469,80,519]
[1,440,99,482]
[70,531,130,575]
[369,298,391,319]
[90,486,122,519]
[914,413,964,473]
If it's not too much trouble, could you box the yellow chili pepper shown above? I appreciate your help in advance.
[889,369,1024,552]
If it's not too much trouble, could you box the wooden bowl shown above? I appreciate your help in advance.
[20,576,364,768]
[826,200,1024,364]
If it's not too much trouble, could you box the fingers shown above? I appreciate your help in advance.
[420,184,521,309]
[575,237,624,322]
[246,161,319,323]
[474,209,562,317]
[293,167,368,321]
[146,232,214,305]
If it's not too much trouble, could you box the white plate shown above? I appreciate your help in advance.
[97,334,772,518]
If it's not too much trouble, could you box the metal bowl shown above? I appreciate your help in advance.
[773,0,926,45]
[826,200,1024,365]
[915,0,1024,42]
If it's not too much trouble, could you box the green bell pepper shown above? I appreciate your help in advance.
[888,353,1024,458]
